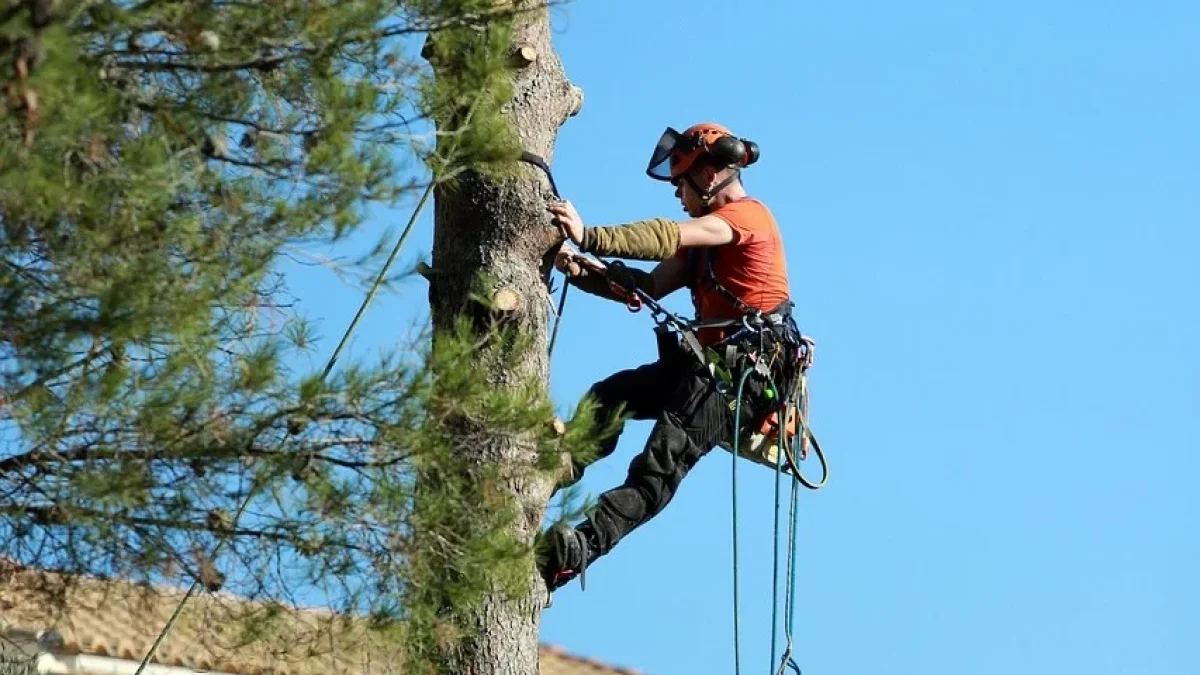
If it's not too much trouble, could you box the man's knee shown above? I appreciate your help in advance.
[586,373,631,416]
[627,421,707,513]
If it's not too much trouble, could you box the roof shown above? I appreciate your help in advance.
[0,562,642,675]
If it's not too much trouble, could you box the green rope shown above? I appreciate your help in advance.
[730,367,755,675]
[322,180,435,379]
[129,494,256,675]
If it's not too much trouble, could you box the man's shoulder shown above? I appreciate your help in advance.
[711,197,778,239]
[713,196,775,219]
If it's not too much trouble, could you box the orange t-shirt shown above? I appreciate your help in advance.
[675,198,791,344]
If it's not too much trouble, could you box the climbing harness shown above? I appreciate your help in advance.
[687,245,761,317]
[686,246,828,485]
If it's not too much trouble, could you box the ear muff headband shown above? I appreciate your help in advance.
[707,135,761,169]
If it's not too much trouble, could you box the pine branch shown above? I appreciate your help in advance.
[116,53,295,74]
[8,505,308,544]
[0,439,412,475]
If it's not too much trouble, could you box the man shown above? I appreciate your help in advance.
[541,122,802,592]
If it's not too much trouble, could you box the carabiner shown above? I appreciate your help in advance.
[741,311,766,335]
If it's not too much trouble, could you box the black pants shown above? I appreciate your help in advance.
[567,331,777,566]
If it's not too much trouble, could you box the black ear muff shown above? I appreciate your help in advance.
[741,139,760,166]
[709,135,747,166]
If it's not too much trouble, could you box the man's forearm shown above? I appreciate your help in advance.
[579,217,680,260]
[567,265,657,303]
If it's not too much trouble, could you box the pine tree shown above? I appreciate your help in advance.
[415,1,587,672]
[1,1,593,673]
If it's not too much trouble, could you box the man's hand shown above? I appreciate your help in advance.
[603,260,640,295]
[547,200,585,245]
[554,242,604,277]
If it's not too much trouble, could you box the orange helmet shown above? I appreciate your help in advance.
[646,122,760,183]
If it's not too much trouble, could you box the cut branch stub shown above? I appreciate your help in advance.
[490,287,520,313]
[195,30,220,52]
[512,45,537,67]
[568,85,584,117]
[415,261,434,280]
[13,37,44,80]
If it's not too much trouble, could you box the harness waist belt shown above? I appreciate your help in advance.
[689,300,795,330]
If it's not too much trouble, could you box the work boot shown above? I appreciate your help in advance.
[539,525,592,592]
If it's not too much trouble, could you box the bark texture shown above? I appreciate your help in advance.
[426,4,580,675]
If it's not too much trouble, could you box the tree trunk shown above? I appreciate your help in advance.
[426,3,581,674]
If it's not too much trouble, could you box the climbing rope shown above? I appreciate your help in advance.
[730,367,754,675]
[775,366,812,675]
[774,431,804,675]
[730,356,823,675]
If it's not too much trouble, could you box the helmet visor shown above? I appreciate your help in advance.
[645,127,689,181]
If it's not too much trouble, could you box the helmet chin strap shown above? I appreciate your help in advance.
[686,168,742,215]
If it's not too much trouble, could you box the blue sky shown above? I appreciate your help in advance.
[284,1,1199,673]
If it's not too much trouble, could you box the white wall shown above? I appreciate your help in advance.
[38,653,238,675]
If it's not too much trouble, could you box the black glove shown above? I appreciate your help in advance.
[604,260,640,295]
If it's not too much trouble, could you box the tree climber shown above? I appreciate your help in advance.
[541,122,805,592]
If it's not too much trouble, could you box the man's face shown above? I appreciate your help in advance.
[672,167,714,217]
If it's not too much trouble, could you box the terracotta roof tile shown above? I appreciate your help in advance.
[0,563,644,675]
[539,644,644,675]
